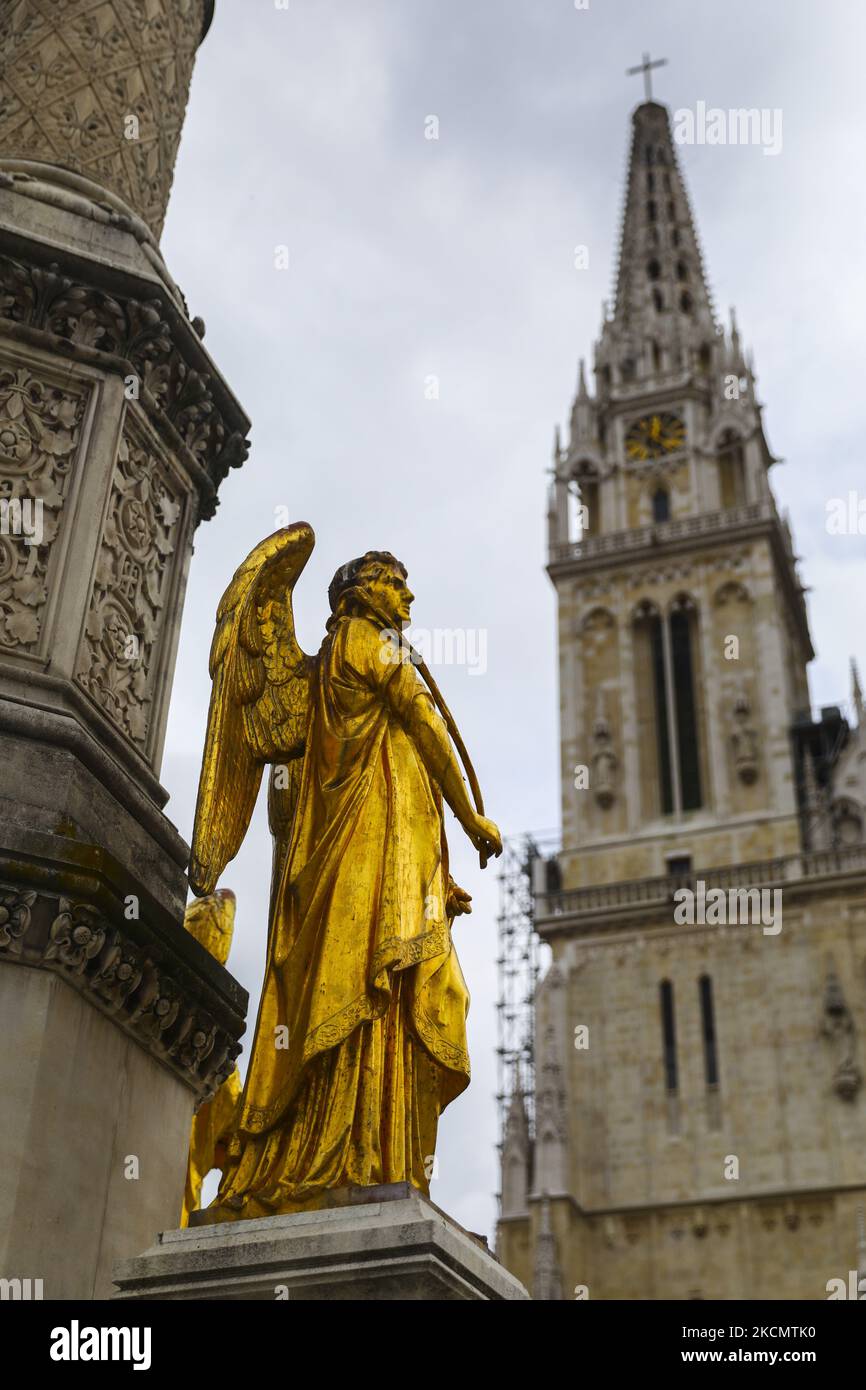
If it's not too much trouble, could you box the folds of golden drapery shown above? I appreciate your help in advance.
[211,615,470,1220]
[180,1066,242,1227]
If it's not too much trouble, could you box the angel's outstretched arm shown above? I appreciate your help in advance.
[387,668,502,860]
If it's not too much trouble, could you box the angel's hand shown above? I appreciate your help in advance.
[446,878,473,918]
[463,812,502,862]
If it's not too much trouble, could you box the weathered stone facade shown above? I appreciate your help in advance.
[499,100,866,1300]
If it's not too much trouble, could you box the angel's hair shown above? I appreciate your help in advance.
[326,551,407,629]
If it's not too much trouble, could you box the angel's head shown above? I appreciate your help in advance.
[327,551,414,630]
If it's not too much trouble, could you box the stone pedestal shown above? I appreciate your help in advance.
[113,1184,530,1301]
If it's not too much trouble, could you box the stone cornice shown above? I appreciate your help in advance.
[598,373,711,416]
[0,225,250,522]
[0,839,246,1100]
[501,1182,860,1225]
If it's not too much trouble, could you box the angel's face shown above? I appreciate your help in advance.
[366,565,414,628]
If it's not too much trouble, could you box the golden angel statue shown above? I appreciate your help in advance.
[189,523,501,1220]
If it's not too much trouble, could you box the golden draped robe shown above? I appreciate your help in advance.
[214,611,470,1216]
[180,1065,241,1226]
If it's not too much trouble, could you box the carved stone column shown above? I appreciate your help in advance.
[0,0,215,241]
[0,0,249,1299]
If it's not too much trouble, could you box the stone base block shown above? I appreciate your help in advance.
[113,1183,529,1300]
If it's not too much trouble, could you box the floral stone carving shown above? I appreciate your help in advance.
[0,362,86,652]
[0,887,37,954]
[45,899,107,975]
[76,424,185,749]
[0,253,249,516]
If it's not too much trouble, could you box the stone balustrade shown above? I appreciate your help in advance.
[534,843,866,929]
[550,499,776,567]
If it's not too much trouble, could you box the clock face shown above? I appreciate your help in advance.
[625,412,686,461]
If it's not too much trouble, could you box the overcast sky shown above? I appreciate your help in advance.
[157,0,866,1237]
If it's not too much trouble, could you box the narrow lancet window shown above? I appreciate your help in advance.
[660,980,678,1092]
[670,603,702,811]
[699,974,719,1087]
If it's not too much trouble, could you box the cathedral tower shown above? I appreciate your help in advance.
[499,97,866,1300]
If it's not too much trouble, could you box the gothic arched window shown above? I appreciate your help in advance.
[680,290,693,314]
[574,469,599,537]
[653,288,664,312]
[633,596,705,817]
[647,258,661,280]
[670,596,703,812]
[652,487,670,522]
[717,429,746,508]
[633,601,673,817]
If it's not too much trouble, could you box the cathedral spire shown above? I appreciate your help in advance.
[577,357,590,401]
[596,100,717,395]
[570,357,599,451]
[500,1084,531,1220]
[852,658,863,727]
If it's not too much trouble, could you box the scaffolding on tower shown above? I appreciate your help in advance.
[495,831,559,1152]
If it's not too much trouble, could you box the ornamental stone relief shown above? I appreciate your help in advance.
[0,253,249,516]
[76,423,185,750]
[0,881,239,1100]
[0,0,208,238]
[627,560,693,590]
[0,885,36,953]
[574,575,618,602]
[0,362,87,652]
[627,454,689,482]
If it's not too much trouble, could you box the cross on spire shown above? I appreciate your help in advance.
[626,51,668,103]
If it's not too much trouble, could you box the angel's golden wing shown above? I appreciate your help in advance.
[188,522,316,897]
